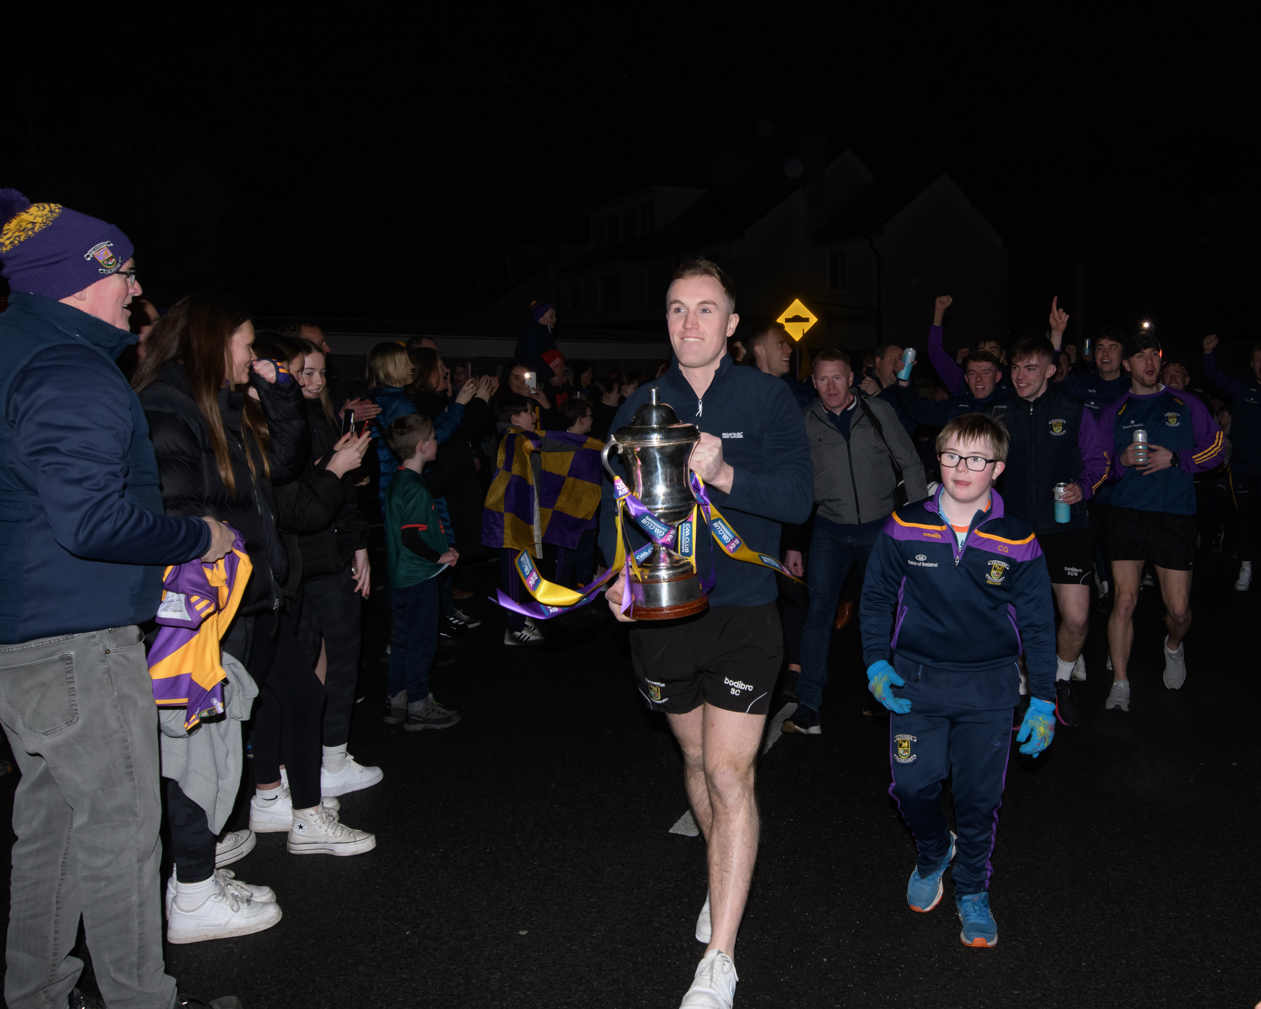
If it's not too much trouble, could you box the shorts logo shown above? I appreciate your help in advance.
[986,559,1010,585]
[1064,565,1083,577]
[723,676,753,696]
[1049,418,1067,436]
[1165,412,1180,427]
[85,241,119,273]
[895,734,917,763]
[646,680,664,703]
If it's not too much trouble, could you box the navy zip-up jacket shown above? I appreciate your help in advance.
[0,292,211,643]
[990,384,1109,534]
[598,356,812,609]
[860,488,1055,709]
[1202,350,1260,470]
[1062,370,1129,418]
[895,384,1006,427]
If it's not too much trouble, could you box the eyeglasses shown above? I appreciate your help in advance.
[938,451,999,471]
[116,268,138,287]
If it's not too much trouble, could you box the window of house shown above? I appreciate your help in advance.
[827,250,846,290]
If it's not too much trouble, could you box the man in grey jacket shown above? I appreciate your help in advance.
[783,350,928,734]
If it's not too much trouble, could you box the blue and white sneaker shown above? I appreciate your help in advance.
[907,831,956,912]
[956,891,998,947]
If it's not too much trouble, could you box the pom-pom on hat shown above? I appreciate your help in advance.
[0,189,134,300]
[531,299,555,322]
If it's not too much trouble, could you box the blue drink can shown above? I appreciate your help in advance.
[1054,482,1071,523]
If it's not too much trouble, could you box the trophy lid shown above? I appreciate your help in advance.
[615,388,700,446]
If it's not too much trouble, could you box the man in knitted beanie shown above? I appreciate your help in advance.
[0,190,239,1009]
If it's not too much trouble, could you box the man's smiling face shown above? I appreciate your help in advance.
[666,275,738,372]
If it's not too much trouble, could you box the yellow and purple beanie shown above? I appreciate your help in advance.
[0,189,133,300]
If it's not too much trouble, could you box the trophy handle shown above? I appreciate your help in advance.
[601,435,621,480]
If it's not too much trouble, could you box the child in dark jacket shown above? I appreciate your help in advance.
[383,414,461,730]
[859,413,1057,949]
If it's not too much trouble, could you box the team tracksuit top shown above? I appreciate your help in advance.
[1202,351,1260,471]
[860,488,1056,709]
[1098,386,1225,515]
[989,384,1110,535]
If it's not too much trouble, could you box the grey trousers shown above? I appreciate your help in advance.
[0,626,177,1009]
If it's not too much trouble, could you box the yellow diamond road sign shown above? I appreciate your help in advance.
[777,299,818,342]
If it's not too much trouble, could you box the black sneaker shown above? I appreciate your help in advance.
[451,606,482,629]
[782,704,821,735]
[439,614,468,644]
[1054,681,1081,726]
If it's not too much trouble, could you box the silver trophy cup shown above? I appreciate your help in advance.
[601,388,708,620]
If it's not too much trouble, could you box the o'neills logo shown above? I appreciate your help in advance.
[724,676,753,695]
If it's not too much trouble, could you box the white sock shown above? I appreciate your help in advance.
[322,744,348,774]
[1018,670,1028,696]
[1242,561,1253,573]
[1164,635,1182,656]
[173,875,217,911]
[1056,656,1075,682]
[255,786,281,803]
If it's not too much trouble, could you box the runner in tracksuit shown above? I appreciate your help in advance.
[1200,332,1261,591]
[988,336,1109,726]
[860,412,1055,949]
[1097,330,1225,712]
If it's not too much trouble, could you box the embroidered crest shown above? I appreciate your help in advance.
[85,241,119,273]
[985,559,1010,585]
[894,734,917,763]
[646,680,664,703]
[1049,418,1067,436]
[1165,412,1180,427]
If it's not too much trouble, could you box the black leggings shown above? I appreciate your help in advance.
[297,570,362,748]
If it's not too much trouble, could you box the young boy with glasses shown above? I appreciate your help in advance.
[859,413,1057,948]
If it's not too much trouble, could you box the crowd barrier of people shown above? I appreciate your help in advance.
[0,188,1255,1009]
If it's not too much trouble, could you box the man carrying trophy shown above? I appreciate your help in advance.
[602,260,813,1009]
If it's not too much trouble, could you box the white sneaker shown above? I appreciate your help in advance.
[165,870,282,943]
[166,867,277,916]
[321,754,384,797]
[1104,680,1130,711]
[287,804,376,856]
[681,949,738,1009]
[1106,653,1113,671]
[249,786,339,833]
[1070,655,1086,681]
[1236,562,1252,592]
[695,891,711,943]
[214,828,256,868]
[504,624,546,646]
[1163,636,1186,690]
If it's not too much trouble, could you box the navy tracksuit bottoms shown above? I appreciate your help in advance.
[888,702,1014,895]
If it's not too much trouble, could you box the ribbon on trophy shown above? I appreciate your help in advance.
[496,472,803,620]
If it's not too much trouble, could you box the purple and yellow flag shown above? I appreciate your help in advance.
[148,532,253,730]
[482,428,603,556]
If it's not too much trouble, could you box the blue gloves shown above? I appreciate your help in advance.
[1016,698,1056,757]
[867,660,911,714]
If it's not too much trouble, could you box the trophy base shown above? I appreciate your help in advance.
[629,569,709,621]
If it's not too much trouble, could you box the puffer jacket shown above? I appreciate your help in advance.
[139,360,309,616]
[296,398,369,579]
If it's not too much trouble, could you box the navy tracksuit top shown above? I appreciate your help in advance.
[859,488,1056,708]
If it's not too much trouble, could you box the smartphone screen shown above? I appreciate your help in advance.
[524,371,537,393]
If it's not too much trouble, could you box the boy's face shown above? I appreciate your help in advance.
[939,436,1004,511]
[963,361,1000,400]
[512,409,536,432]
[1010,354,1056,401]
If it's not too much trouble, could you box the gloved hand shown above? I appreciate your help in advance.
[867,660,911,714]
[1016,697,1056,757]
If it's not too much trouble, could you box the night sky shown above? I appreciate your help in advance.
[3,18,1257,362]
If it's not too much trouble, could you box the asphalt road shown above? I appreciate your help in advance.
[1,551,1258,1008]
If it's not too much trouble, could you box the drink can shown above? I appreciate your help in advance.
[1132,427,1149,465]
[898,347,917,381]
[1054,482,1071,523]
[1083,336,1092,358]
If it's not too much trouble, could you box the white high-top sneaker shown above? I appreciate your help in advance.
[287,804,376,856]
[1236,561,1253,592]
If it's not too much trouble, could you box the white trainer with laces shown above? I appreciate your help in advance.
[695,891,711,943]
[287,804,376,856]
[165,870,282,943]
[166,868,276,917]
[1104,680,1130,711]
[321,753,384,797]
[1236,561,1252,591]
[214,828,255,868]
[680,949,738,1009]
[249,785,339,833]
[1163,636,1186,689]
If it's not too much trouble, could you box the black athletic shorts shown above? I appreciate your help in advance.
[1037,529,1094,585]
[1107,506,1196,571]
[630,602,781,715]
